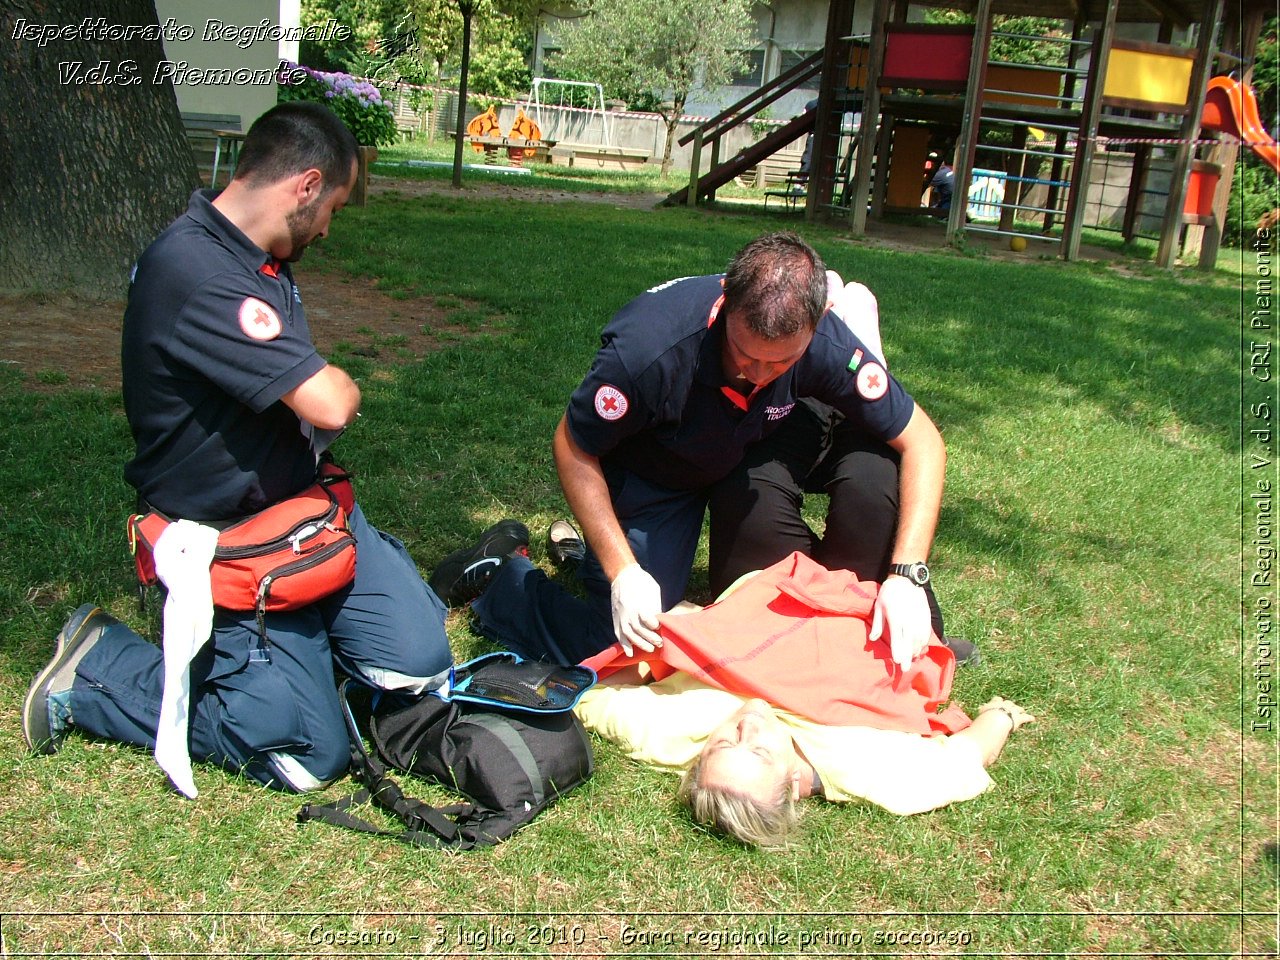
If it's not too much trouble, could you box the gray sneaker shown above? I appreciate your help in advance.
[546,519,586,567]
[942,635,981,667]
[22,604,115,754]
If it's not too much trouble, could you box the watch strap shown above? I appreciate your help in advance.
[888,562,930,586]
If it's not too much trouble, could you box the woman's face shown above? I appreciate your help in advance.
[698,699,802,802]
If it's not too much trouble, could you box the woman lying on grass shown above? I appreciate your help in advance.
[573,552,1035,848]
[682,693,1032,847]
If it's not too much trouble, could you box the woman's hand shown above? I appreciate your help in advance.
[977,697,1036,732]
[959,697,1037,767]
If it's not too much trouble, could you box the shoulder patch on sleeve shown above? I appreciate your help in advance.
[238,297,282,341]
[594,384,629,420]
[855,360,888,401]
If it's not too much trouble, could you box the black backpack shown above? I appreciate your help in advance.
[299,656,595,850]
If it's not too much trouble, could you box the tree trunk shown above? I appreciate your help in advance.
[451,2,474,189]
[660,95,686,177]
[0,0,199,297]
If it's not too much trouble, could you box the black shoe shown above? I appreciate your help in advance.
[23,604,117,754]
[942,635,981,667]
[430,520,530,606]
[546,519,585,567]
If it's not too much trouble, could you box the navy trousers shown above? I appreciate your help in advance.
[69,504,452,791]
[473,471,708,665]
[475,401,944,665]
[707,397,945,636]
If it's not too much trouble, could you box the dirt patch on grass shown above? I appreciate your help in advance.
[369,169,666,210]
[0,268,473,395]
[0,172,663,395]
[0,288,126,392]
[0,172,1178,394]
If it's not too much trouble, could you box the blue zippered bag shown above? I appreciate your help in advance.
[435,651,596,713]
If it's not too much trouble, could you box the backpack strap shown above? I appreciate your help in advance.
[296,788,466,849]
[296,680,479,850]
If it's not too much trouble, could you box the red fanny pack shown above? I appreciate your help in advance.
[128,462,357,616]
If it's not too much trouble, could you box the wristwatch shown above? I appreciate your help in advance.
[888,562,930,586]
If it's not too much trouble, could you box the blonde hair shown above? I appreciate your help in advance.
[678,755,800,849]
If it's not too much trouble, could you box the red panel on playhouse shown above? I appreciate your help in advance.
[881,26,975,92]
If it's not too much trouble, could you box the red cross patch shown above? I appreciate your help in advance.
[594,384,629,421]
[238,297,282,341]
[855,360,888,401]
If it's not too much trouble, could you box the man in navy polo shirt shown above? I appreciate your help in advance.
[453,233,946,671]
[23,102,455,794]
[706,276,952,641]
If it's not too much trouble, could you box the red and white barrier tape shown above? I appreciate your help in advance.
[1088,134,1272,147]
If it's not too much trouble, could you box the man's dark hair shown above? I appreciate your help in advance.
[722,232,828,339]
[233,101,358,193]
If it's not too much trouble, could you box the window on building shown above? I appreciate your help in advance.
[779,49,820,91]
[540,47,562,79]
[732,48,766,86]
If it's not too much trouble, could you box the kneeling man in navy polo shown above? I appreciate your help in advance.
[435,232,948,672]
[23,102,453,795]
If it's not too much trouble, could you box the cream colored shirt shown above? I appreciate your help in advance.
[574,671,993,816]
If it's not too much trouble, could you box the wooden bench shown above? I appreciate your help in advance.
[389,91,429,140]
[764,171,809,211]
[746,154,806,190]
[181,112,242,187]
[396,114,426,139]
[548,144,650,170]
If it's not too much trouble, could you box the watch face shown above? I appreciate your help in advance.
[893,562,929,585]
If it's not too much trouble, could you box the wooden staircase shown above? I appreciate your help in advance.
[662,52,823,207]
[662,111,816,206]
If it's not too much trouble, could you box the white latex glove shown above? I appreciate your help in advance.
[610,563,664,656]
[826,269,886,366]
[869,576,930,669]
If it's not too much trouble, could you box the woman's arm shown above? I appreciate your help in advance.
[954,697,1036,767]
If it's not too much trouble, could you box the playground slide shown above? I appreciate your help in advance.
[1201,76,1280,174]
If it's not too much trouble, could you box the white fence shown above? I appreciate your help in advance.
[382,81,802,171]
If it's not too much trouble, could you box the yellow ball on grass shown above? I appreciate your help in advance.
[1009,236,1028,252]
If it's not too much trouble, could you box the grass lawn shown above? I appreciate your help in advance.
[373,137,786,202]
[0,178,1272,957]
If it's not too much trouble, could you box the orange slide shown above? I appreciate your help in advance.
[1202,76,1280,174]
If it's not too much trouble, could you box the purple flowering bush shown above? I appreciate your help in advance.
[278,62,398,147]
